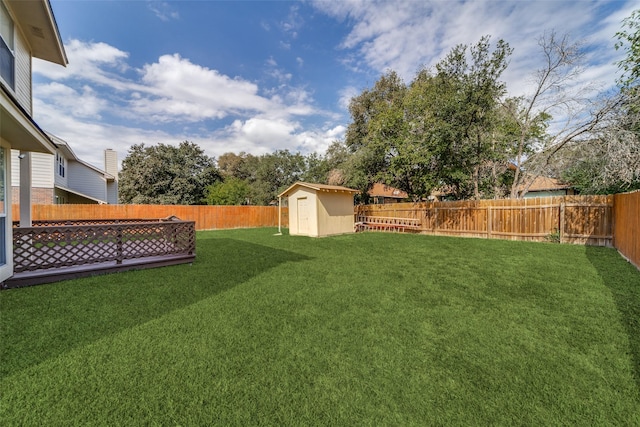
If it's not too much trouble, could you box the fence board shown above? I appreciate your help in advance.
[12,204,288,231]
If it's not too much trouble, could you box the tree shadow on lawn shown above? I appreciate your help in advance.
[0,238,309,380]
[586,245,640,391]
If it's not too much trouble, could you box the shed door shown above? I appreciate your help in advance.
[297,198,309,234]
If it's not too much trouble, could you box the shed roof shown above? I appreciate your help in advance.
[278,181,358,197]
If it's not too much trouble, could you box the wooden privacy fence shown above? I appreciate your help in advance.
[12,204,289,231]
[356,195,614,246]
[613,190,640,270]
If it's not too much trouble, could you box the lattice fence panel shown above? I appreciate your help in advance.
[13,220,196,273]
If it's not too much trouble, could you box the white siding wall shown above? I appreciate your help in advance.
[68,161,107,202]
[13,26,31,113]
[10,150,19,186]
[10,150,54,187]
[32,152,53,187]
[106,181,118,204]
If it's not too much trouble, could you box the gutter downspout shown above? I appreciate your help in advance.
[276,196,282,235]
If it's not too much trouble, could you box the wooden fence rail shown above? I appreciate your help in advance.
[356,195,614,247]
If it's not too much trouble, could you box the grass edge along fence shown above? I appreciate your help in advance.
[356,195,614,247]
[12,204,289,232]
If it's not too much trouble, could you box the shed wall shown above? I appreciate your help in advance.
[317,192,355,236]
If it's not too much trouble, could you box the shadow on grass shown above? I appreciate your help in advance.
[586,245,640,391]
[0,238,309,380]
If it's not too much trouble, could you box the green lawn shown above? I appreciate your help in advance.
[1,228,639,425]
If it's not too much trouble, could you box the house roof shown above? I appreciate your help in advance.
[278,182,358,197]
[523,176,572,193]
[368,183,408,199]
[6,0,67,66]
[48,133,115,180]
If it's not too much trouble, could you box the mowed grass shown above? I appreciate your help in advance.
[1,228,639,425]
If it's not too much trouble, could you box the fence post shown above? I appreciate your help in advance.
[487,206,492,239]
[116,226,123,264]
[559,202,565,244]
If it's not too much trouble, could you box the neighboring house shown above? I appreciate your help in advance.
[368,183,409,204]
[519,176,575,198]
[0,0,67,281]
[11,134,118,204]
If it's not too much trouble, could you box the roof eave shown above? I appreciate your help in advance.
[7,0,68,66]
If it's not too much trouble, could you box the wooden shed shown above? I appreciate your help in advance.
[278,182,358,237]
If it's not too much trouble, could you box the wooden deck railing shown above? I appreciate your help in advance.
[12,219,195,273]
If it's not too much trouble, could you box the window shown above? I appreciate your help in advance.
[0,2,14,89]
[56,153,65,178]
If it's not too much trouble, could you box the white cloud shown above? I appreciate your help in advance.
[32,39,332,169]
[338,86,358,111]
[34,83,108,119]
[35,41,322,126]
[34,39,130,89]
[132,54,275,121]
[313,0,633,96]
[147,1,180,21]
[208,119,346,158]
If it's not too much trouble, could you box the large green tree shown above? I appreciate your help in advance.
[119,141,219,205]
[249,150,306,205]
[205,177,252,205]
[344,37,513,200]
[345,70,407,197]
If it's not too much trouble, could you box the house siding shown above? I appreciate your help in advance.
[3,0,33,113]
[106,181,118,204]
[68,161,107,202]
[32,152,54,187]
[10,150,55,188]
[13,26,31,113]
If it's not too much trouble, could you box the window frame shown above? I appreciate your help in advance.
[0,1,15,90]
[56,153,66,178]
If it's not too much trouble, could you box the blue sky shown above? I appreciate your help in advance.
[32,0,637,170]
